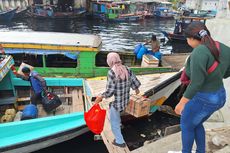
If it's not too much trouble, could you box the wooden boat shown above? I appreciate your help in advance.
[90,1,144,22]
[29,4,86,19]
[153,1,174,19]
[154,7,174,19]
[0,7,18,22]
[0,31,188,78]
[14,7,30,19]
[161,16,211,43]
[85,70,183,153]
[86,71,182,115]
[131,1,155,18]
[0,55,88,153]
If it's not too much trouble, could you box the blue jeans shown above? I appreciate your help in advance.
[109,105,125,144]
[181,87,226,153]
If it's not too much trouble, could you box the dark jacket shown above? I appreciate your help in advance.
[19,71,47,94]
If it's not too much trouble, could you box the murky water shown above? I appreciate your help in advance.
[0,18,179,52]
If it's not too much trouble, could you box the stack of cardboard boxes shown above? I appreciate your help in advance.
[141,54,159,67]
[125,94,151,118]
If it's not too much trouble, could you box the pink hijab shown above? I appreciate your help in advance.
[107,52,129,80]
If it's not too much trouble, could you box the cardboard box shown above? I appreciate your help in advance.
[125,95,151,118]
[17,62,34,75]
[141,54,159,68]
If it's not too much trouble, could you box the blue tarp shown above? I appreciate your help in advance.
[4,48,78,60]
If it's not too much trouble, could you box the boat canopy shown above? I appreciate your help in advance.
[4,48,78,60]
[0,31,102,49]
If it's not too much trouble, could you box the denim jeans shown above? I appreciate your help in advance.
[109,105,125,144]
[181,87,226,153]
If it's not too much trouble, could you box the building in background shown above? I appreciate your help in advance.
[186,0,219,11]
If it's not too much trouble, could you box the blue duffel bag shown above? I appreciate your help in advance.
[21,104,38,120]
[137,45,148,60]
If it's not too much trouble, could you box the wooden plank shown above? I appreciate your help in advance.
[17,97,30,102]
[37,105,53,117]
[54,105,71,115]
[64,87,69,104]
[77,89,84,112]
[72,89,80,112]
[71,89,84,112]
[100,102,131,153]
[86,73,177,97]
[17,94,72,102]
[86,94,130,153]
[85,72,180,153]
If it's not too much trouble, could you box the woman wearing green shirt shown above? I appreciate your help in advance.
[174,21,230,153]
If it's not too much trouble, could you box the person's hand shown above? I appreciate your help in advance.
[94,96,103,104]
[174,97,189,115]
[135,89,140,95]
[174,102,185,115]
[12,69,17,75]
[144,40,150,45]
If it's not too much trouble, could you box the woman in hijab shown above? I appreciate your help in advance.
[95,52,141,148]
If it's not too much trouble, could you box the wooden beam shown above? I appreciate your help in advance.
[16,94,72,102]
[100,102,131,153]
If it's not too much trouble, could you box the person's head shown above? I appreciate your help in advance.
[151,34,157,41]
[106,52,128,80]
[106,52,122,68]
[184,21,219,62]
[21,66,31,76]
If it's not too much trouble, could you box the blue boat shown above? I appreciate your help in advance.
[0,55,90,153]
[153,7,174,19]
[153,2,174,19]
[0,7,18,22]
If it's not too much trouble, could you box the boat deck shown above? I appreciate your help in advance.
[86,72,179,153]
[87,73,178,98]
[161,53,189,70]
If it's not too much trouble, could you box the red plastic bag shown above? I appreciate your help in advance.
[84,104,106,135]
[180,68,190,86]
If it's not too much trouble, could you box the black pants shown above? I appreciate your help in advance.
[31,92,42,105]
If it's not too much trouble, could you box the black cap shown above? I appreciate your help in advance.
[22,67,30,73]
[151,34,157,41]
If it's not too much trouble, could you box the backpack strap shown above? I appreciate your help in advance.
[207,41,220,74]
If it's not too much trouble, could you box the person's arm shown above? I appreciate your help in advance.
[15,72,29,81]
[95,70,116,104]
[175,96,190,115]
[224,67,230,79]
[153,40,160,52]
[33,73,48,93]
[129,68,141,93]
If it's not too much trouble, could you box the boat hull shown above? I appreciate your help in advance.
[0,112,88,153]
[14,8,29,19]
[1,125,88,153]
[0,8,18,22]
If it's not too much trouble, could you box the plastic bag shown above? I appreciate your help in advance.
[180,68,190,86]
[134,43,142,55]
[84,104,106,135]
